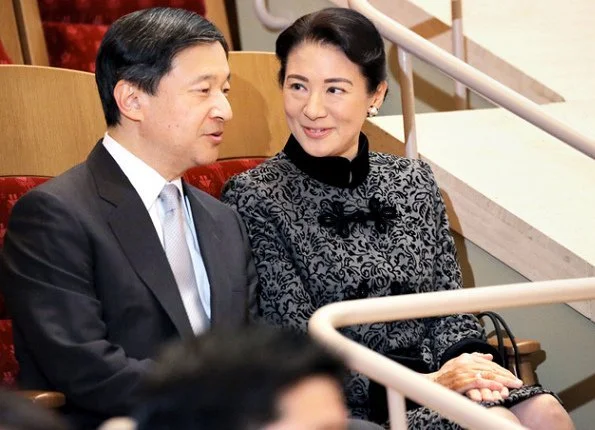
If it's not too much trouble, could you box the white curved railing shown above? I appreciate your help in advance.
[253,0,291,30]
[309,277,595,429]
[347,0,595,159]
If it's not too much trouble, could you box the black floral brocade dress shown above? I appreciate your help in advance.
[221,133,553,427]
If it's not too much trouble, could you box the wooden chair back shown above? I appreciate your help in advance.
[0,65,104,176]
[205,0,235,50]
[11,0,48,65]
[222,51,289,158]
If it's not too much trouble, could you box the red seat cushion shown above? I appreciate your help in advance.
[38,0,206,25]
[184,158,265,199]
[1,177,51,316]
[0,40,12,64]
[0,177,51,251]
[38,0,207,72]
[43,21,108,72]
[0,320,18,388]
[0,176,50,388]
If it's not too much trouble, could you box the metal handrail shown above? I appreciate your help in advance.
[345,0,595,159]
[309,277,595,429]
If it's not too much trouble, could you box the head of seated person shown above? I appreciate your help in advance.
[0,389,69,430]
[96,7,232,180]
[133,326,349,430]
[275,7,388,161]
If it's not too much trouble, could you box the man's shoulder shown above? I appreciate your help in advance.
[19,162,91,203]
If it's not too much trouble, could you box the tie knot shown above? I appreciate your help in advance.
[159,183,182,214]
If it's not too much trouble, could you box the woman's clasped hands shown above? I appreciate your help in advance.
[426,352,523,403]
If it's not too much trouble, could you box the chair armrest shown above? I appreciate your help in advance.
[487,336,541,355]
[487,336,543,385]
[18,390,65,408]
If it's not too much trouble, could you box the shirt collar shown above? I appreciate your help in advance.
[102,133,183,210]
[282,132,370,188]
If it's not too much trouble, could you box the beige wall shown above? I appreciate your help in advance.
[235,2,594,427]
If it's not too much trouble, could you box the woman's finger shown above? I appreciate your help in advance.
[491,390,503,401]
[479,388,495,402]
[466,388,482,402]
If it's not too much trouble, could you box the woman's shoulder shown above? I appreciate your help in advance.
[229,153,293,183]
[222,153,295,200]
[369,152,435,180]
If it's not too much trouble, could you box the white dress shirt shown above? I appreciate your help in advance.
[102,133,211,330]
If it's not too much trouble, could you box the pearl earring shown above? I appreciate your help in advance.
[367,106,379,117]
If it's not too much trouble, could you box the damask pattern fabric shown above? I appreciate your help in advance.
[221,134,553,426]
[38,0,207,71]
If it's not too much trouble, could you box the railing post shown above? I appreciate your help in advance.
[396,46,418,159]
[451,0,467,109]
[387,388,408,430]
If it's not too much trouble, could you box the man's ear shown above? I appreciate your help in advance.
[113,80,144,122]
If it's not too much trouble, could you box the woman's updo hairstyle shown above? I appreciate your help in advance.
[275,7,387,94]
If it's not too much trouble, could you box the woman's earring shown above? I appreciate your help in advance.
[367,106,379,118]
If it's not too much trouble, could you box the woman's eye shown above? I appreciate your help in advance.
[223,87,231,96]
[328,87,345,95]
[289,82,305,91]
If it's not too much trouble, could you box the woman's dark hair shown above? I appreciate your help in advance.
[275,7,387,94]
[96,7,228,127]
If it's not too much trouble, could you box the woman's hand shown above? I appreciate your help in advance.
[426,352,523,402]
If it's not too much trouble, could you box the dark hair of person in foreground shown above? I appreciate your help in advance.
[133,326,346,430]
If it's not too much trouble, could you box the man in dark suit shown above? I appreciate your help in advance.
[0,8,257,429]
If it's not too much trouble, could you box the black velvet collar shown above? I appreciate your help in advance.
[283,133,370,188]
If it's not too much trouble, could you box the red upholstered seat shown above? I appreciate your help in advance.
[0,321,17,387]
[0,176,51,387]
[38,0,207,72]
[43,21,108,72]
[0,40,12,64]
[184,158,265,199]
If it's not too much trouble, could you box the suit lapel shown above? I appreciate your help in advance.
[87,142,194,338]
[184,183,231,326]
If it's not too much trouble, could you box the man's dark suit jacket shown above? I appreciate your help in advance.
[0,142,258,429]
